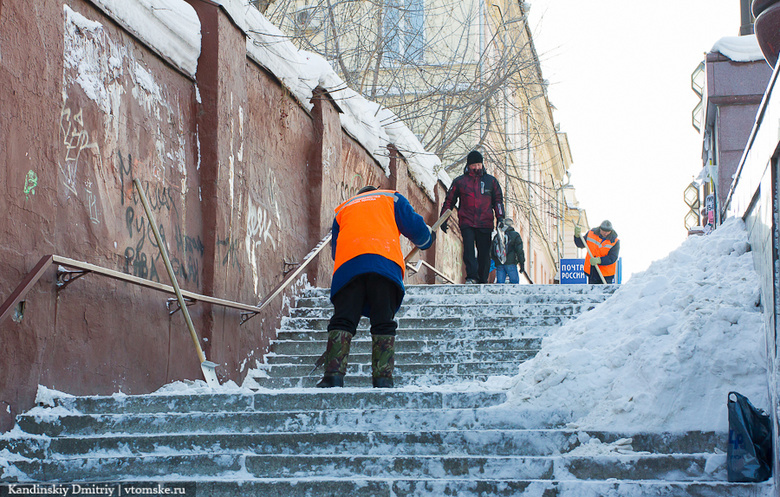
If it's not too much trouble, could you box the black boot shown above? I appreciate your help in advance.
[371,335,395,388]
[315,374,344,388]
[316,329,352,388]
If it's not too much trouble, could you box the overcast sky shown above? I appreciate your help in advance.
[527,0,750,280]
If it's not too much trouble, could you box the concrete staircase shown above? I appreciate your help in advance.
[245,284,616,388]
[0,284,772,496]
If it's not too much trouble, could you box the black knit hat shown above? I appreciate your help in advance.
[466,150,483,166]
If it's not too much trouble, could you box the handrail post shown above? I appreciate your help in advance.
[0,255,54,327]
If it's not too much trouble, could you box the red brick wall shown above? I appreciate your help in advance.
[0,0,452,430]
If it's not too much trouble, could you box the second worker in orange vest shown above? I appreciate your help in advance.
[574,220,620,284]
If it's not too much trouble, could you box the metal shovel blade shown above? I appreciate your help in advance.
[200,360,220,388]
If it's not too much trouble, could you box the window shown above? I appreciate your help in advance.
[383,0,425,64]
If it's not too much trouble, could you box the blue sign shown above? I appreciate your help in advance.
[560,259,586,284]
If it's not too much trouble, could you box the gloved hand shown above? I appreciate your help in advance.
[574,226,582,238]
[428,227,437,244]
[440,220,449,233]
[590,257,601,265]
[497,217,505,229]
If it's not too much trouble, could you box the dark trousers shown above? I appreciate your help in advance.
[461,226,493,283]
[328,273,402,336]
[587,270,615,284]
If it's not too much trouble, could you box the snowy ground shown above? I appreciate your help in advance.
[504,216,769,432]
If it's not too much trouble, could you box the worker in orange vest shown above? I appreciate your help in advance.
[574,220,620,284]
[317,186,435,388]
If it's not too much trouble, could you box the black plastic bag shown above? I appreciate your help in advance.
[727,391,773,482]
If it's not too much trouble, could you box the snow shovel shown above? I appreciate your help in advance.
[577,228,607,285]
[133,178,220,388]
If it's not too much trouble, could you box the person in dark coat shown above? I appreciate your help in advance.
[491,218,525,284]
[574,219,620,284]
[317,186,435,389]
[440,150,505,284]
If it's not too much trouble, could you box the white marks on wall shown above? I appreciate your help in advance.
[84,179,100,224]
[245,196,278,295]
[59,105,103,223]
[323,146,334,174]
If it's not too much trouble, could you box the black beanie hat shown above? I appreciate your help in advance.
[466,150,483,166]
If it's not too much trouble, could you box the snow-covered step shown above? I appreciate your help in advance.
[269,336,541,355]
[274,325,556,341]
[281,315,569,331]
[290,303,599,319]
[0,430,727,460]
[9,452,731,482]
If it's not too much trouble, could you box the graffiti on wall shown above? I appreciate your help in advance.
[119,151,200,286]
[339,173,365,203]
[58,104,103,224]
[246,195,279,295]
[23,171,38,200]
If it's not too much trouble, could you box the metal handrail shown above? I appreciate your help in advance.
[0,254,267,328]
[406,259,454,284]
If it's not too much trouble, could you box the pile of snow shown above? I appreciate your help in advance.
[712,34,765,63]
[506,217,769,431]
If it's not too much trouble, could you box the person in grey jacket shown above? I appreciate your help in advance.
[491,218,525,284]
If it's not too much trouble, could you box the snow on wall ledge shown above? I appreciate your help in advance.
[712,34,764,63]
[87,0,201,78]
[214,0,450,199]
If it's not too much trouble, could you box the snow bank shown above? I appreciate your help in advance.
[506,217,768,431]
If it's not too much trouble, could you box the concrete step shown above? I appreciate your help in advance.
[295,292,615,308]
[11,452,729,482]
[0,430,727,460]
[299,283,618,299]
[255,360,521,378]
[269,337,542,355]
[277,320,561,335]
[243,374,511,389]
[263,349,536,366]
[15,405,573,438]
[289,303,599,319]
[45,391,508,415]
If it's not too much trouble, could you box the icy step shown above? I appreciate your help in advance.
[295,292,614,308]
[253,360,521,378]
[299,283,618,298]
[274,326,556,341]
[243,374,511,389]
[264,349,536,366]
[44,391,507,415]
[11,452,729,482]
[269,337,542,355]
[281,315,567,331]
[15,405,573,438]
[0,430,727,460]
[289,303,599,319]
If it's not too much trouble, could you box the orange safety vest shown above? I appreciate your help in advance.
[333,190,405,276]
[584,230,618,277]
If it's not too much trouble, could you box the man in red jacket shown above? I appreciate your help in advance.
[440,150,505,284]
